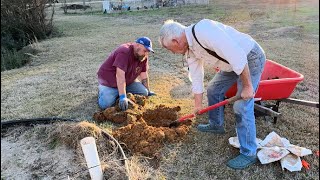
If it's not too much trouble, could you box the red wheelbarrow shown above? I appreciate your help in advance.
[225,59,319,123]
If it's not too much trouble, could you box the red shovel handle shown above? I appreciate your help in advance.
[178,114,196,122]
[177,95,241,123]
[198,95,241,115]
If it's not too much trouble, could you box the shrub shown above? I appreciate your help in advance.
[1,0,55,71]
[1,47,28,71]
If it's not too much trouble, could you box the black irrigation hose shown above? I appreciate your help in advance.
[1,117,130,180]
[1,117,80,129]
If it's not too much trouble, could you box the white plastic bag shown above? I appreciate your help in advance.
[287,144,312,157]
[259,131,290,148]
[257,146,290,164]
[228,131,312,171]
[228,137,263,149]
[280,154,302,172]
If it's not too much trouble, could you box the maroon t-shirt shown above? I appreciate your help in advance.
[97,43,148,88]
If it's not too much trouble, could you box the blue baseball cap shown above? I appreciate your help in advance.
[135,37,154,53]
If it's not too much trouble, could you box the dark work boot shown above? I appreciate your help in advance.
[197,124,225,134]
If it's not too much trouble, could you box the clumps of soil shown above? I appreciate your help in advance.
[142,105,181,127]
[93,94,193,157]
[113,117,191,157]
[93,93,146,124]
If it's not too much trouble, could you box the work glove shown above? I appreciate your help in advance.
[119,94,129,111]
[148,91,156,96]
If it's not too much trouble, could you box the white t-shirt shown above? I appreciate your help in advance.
[185,19,256,94]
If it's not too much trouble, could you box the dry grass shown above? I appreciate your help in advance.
[47,121,103,148]
[127,156,164,180]
[1,125,82,179]
[1,0,319,179]
[1,122,162,179]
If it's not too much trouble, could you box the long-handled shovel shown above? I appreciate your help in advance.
[169,95,241,128]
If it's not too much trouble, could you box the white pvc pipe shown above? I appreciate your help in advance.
[80,137,103,180]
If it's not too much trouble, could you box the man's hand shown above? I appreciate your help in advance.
[241,86,255,100]
[119,94,129,111]
[194,105,203,115]
[148,91,156,96]
[194,93,203,114]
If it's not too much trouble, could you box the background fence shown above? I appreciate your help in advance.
[55,0,209,13]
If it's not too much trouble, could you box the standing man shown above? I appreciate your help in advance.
[159,19,266,169]
[97,37,156,111]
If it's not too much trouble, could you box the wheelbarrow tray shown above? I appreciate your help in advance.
[225,59,304,100]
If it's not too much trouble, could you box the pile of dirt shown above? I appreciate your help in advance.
[93,94,192,157]
[112,110,192,157]
[93,93,146,124]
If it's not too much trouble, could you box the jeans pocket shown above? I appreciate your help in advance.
[247,48,265,75]
[248,59,260,75]
[247,50,259,60]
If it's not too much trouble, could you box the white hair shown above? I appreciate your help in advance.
[159,19,187,47]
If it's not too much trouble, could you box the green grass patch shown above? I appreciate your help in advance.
[1,48,29,71]
[266,6,319,34]
[302,23,319,34]
[97,121,114,132]
[48,138,59,149]
[68,4,227,21]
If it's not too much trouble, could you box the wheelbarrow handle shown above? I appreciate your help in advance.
[197,95,241,115]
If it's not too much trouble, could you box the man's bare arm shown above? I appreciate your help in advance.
[140,72,149,90]
[116,68,126,95]
[239,64,254,100]
[194,93,203,113]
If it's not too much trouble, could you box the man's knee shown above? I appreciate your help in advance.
[233,100,247,114]
[139,88,149,96]
[126,82,149,96]
[98,94,117,110]
[207,83,221,96]
[98,85,118,109]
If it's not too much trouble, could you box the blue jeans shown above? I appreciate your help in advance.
[98,80,148,109]
[207,43,266,156]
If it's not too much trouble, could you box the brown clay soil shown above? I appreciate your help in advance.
[93,94,192,157]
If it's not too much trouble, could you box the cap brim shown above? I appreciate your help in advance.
[146,46,154,53]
